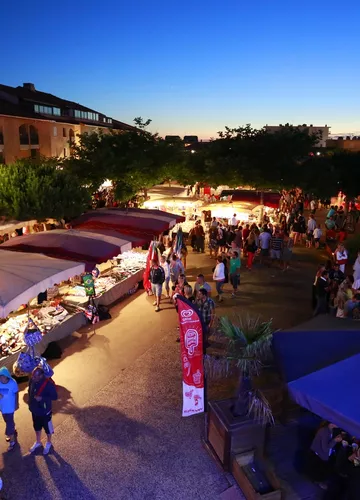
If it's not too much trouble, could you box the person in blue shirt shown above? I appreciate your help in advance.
[0,367,19,451]
[327,206,336,218]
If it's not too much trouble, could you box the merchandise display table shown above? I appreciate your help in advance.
[0,311,87,371]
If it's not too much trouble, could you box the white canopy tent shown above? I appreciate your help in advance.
[0,251,85,318]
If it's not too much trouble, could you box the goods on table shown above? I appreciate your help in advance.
[0,304,69,359]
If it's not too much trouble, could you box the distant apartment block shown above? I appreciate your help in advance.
[326,136,360,152]
[264,124,330,147]
[0,82,134,164]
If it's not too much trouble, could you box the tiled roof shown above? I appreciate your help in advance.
[0,83,136,131]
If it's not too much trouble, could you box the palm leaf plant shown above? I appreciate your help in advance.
[204,314,274,425]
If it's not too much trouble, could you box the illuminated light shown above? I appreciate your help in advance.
[316,152,321,156]
[191,150,196,154]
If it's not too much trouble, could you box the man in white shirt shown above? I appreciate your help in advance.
[229,214,238,230]
[313,225,322,249]
[259,228,271,264]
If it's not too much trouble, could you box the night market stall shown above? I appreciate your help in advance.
[0,228,147,310]
[0,251,86,370]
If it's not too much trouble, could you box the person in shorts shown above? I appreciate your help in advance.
[270,230,283,266]
[149,259,165,312]
[0,367,19,451]
[28,367,58,455]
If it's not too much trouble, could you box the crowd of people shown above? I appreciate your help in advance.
[311,243,360,319]
[309,421,360,499]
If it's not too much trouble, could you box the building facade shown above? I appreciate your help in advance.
[326,137,360,152]
[264,124,330,147]
[0,83,134,164]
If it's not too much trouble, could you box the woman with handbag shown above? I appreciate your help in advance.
[28,367,58,455]
[0,367,19,451]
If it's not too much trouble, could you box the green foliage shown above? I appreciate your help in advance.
[0,158,90,221]
[205,315,274,424]
[64,118,186,201]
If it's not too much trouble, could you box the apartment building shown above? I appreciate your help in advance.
[264,124,330,147]
[0,83,134,164]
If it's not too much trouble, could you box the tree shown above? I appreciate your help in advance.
[65,118,186,202]
[205,315,274,423]
[0,158,90,221]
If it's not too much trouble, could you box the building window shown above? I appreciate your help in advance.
[63,128,67,137]
[29,125,39,145]
[107,118,112,124]
[0,127,3,145]
[69,129,75,144]
[34,104,61,116]
[53,126,58,137]
[19,124,29,145]
[74,110,99,121]
[30,149,40,160]
[63,148,67,157]
[0,152,4,164]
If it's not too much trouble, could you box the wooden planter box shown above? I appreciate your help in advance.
[207,399,266,470]
[231,450,282,500]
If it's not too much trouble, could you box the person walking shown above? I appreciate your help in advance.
[213,256,225,302]
[160,255,170,299]
[195,288,215,347]
[335,244,348,274]
[229,251,241,298]
[194,274,212,296]
[170,254,184,287]
[0,367,19,451]
[29,367,58,455]
[245,231,257,270]
[306,214,317,248]
[149,259,165,312]
[194,221,205,253]
[259,226,271,265]
[314,270,330,316]
[270,230,283,267]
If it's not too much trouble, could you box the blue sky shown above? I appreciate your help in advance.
[2,0,360,138]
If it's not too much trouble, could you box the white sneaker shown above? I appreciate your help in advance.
[43,442,52,455]
[152,301,157,306]
[30,442,42,453]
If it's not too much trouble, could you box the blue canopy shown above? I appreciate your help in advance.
[273,316,360,436]
[289,353,360,437]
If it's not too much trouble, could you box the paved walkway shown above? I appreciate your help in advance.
[0,237,323,499]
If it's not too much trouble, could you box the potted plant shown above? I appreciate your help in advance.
[204,315,274,470]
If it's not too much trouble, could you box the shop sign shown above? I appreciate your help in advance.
[177,296,204,417]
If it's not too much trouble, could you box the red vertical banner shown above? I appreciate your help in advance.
[177,296,205,417]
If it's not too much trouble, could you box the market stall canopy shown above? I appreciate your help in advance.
[75,228,146,248]
[0,251,84,318]
[273,317,360,437]
[219,190,281,209]
[0,230,124,269]
[71,212,171,237]
[103,208,185,225]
